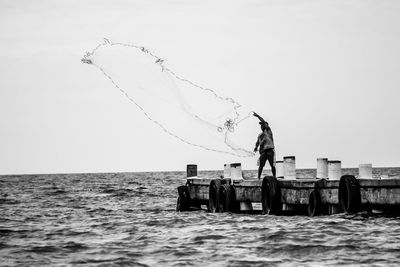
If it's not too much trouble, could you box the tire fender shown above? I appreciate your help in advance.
[176,185,190,212]
[308,190,322,217]
[339,175,361,213]
[261,176,282,215]
[209,179,222,213]
[218,184,238,213]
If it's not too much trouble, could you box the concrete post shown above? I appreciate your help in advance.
[317,158,328,179]
[328,161,342,180]
[283,156,296,179]
[276,161,284,178]
[224,163,243,181]
[186,164,197,178]
[359,164,373,179]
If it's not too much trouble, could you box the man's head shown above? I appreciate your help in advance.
[259,122,268,131]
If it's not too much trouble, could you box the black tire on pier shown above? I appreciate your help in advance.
[339,175,361,213]
[261,176,282,215]
[176,185,190,212]
[209,179,222,213]
[218,184,238,213]
[308,190,322,217]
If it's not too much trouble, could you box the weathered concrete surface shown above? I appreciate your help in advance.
[279,179,339,205]
[280,188,313,205]
[319,188,339,204]
[316,180,339,205]
[360,188,400,205]
[186,178,231,201]
[279,179,319,188]
[187,178,213,186]
[359,179,400,205]
[279,179,318,205]
[187,178,212,201]
[233,180,262,202]
[358,178,400,188]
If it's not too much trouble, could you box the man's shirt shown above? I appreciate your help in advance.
[256,128,274,153]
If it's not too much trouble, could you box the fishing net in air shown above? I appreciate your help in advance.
[82,39,256,157]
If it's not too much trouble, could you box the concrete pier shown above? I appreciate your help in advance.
[177,162,400,216]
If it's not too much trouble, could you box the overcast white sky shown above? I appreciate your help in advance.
[1,0,399,174]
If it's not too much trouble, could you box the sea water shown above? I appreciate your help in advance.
[1,168,400,266]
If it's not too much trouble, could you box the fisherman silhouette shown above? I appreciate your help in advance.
[253,112,276,179]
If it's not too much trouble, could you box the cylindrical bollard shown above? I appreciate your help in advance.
[359,164,372,179]
[328,161,342,180]
[230,163,243,181]
[224,163,243,181]
[186,164,197,178]
[224,164,231,178]
[283,156,296,179]
[317,158,328,179]
[276,161,284,178]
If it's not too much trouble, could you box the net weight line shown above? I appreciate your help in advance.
[82,38,255,157]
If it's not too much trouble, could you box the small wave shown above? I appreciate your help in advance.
[0,242,12,249]
[140,208,165,213]
[0,198,19,205]
[101,188,134,196]
[43,188,67,196]
[269,243,359,255]
[228,259,283,266]
[0,229,14,236]
[71,257,132,264]
[52,189,67,194]
[62,241,88,252]
[0,228,31,236]
[87,207,112,213]
[101,188,117,194]
[28,245,60,253]
[192,234,226,244]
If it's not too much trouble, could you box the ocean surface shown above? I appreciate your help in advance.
[1,168,400,266]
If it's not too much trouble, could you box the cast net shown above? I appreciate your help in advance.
[82,39,255,157]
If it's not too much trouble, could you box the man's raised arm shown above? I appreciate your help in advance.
[253,112,267,124]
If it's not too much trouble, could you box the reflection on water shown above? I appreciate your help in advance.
[1,169,400,266]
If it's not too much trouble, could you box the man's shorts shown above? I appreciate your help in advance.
[259,148,275,167]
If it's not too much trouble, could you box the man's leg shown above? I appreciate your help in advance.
[271,164,276,177]
[258,153,267,179]
[266,149,276,177]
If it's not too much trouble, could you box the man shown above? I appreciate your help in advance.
[253,112,276,179]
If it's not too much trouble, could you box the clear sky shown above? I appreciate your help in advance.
[1,0,399,174]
